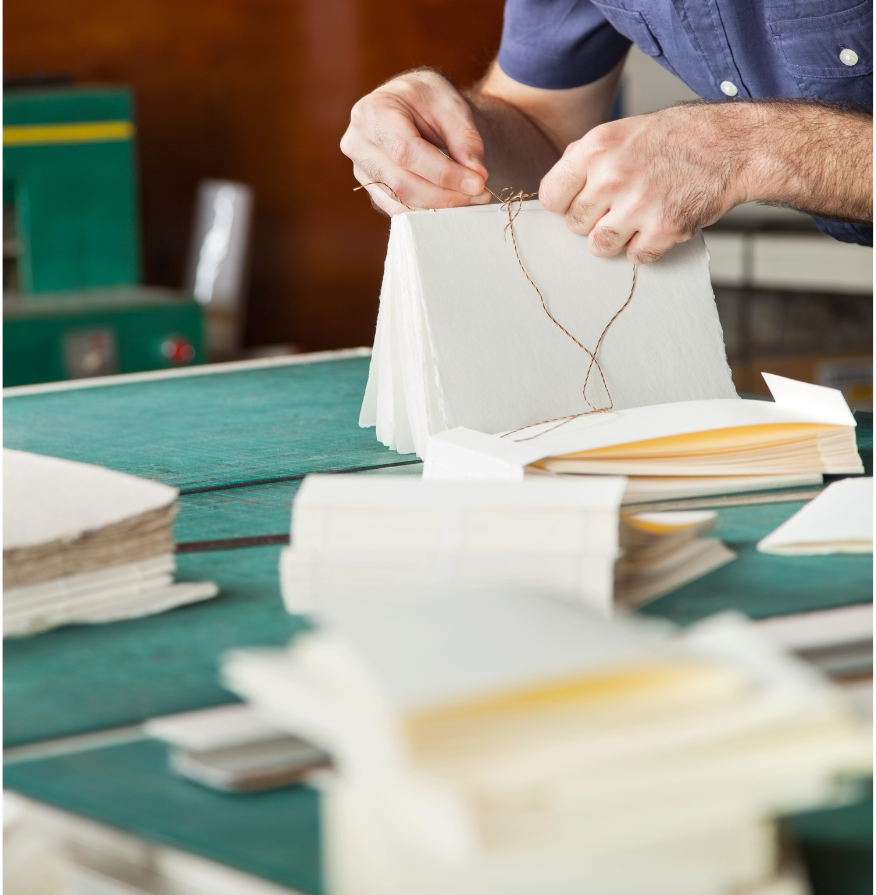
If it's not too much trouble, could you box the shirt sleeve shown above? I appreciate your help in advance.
[813,218,874,248]
[497,0,632,90]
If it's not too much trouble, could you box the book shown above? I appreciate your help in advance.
[146,704,330,793]
[424,375,863,491]
[758,477,873,555]
[279,474,734,616]
[360,200,738,458]
[3,449,217,637]
[222,595,870,895]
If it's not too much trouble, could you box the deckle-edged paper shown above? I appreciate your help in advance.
[3,449,218,636]
[361,200,737,457]
[4,448,177,551]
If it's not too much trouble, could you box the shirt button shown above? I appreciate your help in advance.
[840,48,859,66]
[720,81,738,97]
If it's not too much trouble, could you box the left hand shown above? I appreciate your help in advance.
[539,103,752,263]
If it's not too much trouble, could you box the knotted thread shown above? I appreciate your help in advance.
[355,180,637,442]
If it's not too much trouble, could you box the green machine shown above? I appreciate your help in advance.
[3,86,205,387]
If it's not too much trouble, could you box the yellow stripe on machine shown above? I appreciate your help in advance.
[3,121,135,146]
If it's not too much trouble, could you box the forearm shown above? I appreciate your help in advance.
[463,58,624,196]
[463,90,561,195]
[739,100,873,224]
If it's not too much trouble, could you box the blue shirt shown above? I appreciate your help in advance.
[497,0,873,246]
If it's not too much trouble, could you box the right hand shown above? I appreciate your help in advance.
[341,68,492,215]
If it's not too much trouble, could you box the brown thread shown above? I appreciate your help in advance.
[354,179,637,442]
[355,181,415,211]
[487,187,637,441]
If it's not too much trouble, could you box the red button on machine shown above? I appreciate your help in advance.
[161,337,196,364]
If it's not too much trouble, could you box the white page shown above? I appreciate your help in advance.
[424,376,859,478]
[317,588,674,713]
[753,604,873,651]
[145,703,289,752]
[364,201,737,457]
[757,478,873,554]
[4,449,177,550]
[291,474,624,557]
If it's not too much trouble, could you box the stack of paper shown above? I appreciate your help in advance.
[758,478,873,555]
[145,704,330,793]
[222,593,871,895]
[4,450,217,637]
[424,375,862,502]
[360,201,738,459]
[280,474,734,617]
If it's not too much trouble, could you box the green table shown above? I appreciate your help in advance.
[4,354,872,894]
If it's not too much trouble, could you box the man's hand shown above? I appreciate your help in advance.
[340,68,491,215]
[540,103,751,264]
[540,100,873,264]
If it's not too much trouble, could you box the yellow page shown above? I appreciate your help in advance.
[551,423,842,461]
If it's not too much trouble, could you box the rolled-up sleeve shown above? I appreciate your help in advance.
[497,0,632,89]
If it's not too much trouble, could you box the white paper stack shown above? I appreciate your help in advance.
[4,450,218,637]
[222,594,871,895]
[360,201,738,458]
[424,376,862,502]
[280,474,734,617]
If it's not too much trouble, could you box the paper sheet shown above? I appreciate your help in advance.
[4,449,178,550]
[757,478,873,554]
[363,201,738,457]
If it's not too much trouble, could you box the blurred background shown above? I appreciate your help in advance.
[3,1,872,406]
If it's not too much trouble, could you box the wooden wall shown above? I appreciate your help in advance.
[4,0,505,350]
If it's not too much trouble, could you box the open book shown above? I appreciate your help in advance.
[424,375,863,498]
[222,597,871,895]
[4,450,217,636]
[360,201,737,458]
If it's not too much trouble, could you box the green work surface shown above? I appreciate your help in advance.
[174,462,423,544]
[4,356,417,490]
[4,740,322,895]
[8,495,871,749]
[4,545,304,748]
[789,791,874,895]
[4,740,870,895]
[641,501,873,625]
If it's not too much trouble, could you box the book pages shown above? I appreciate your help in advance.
[221,605,871,895]
[423,376,863,481]
[361,201,737,457]
[3,449,217,636]
[279,474,734,617]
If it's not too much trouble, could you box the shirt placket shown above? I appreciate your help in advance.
[671,0,751,98]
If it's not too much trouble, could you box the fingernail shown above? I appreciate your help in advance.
[471,190,492,205]
[462,176,482,196]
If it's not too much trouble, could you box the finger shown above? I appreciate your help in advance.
[539,145,588,214]
[564,191,608,237]
[369,104,486,197]
[352,165,407,216]
[354,151,490,211]
[413,95,489,182]
[391,132,487,196]
[624,230,678,264]
[586,213,636,258]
